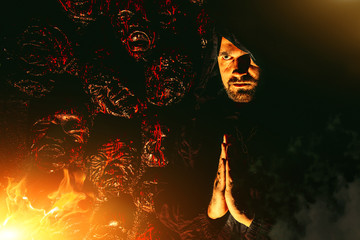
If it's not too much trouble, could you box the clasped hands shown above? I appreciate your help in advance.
[207,135,253,227]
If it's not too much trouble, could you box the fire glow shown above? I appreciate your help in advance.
[0,169,90,240]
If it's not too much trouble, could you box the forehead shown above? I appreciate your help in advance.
[219,37,248,56]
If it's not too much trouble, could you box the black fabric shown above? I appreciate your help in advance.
[191,26,275,238]
[152,25,276,239]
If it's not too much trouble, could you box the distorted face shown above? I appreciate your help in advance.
[85,74,141,118]
[87,139,139,199]
[19,25,73,76]
[110,0,156,61]
[31,110,89,172]
[10,25,74,97]
[218,37,260,103]
[144,51,194,106]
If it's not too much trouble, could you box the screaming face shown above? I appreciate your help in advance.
[31,110,89,172]
[144,51,194,106]
[110,1,156,61]
[218,37,260,103]
[87,138,139,199]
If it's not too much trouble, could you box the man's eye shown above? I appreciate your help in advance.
[222,55,232,60]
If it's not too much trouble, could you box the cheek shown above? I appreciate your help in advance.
[223,61,233,73]
[218,59,231,75]
[249,66,260,80]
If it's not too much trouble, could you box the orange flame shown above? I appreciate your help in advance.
[0,169,92,240]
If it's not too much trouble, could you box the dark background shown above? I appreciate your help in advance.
[208,1,360,239]
[1,0,360,239]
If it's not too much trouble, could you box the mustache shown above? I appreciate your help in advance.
[228,75,257,83]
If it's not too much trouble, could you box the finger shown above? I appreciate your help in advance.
[224,158,253,227]
[215,157,226,190]
[225,157,233,190]
[223,134,228,145]
[219,158,226,186]
[223,134,230,154]
[220,142,228,161]
[209,157,228,219]
[219,143,227,179]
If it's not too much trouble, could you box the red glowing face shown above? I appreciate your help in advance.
[87,139,139,199]
[31,110,89,172]
[9,25,75,97]
[19,25,74,75]
[144,51,194,106]
[110,0,156,61]
[84,74,142,118]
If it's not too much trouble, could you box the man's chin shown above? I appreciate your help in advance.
[227,89,255,103]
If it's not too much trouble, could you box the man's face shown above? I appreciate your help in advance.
[218,37,260,103]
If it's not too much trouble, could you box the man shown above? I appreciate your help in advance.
[138,30,272,239]
[205,34,272,239]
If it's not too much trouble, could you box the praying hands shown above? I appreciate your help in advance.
[207,135,253,227]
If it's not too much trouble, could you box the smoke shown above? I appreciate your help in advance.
[270,177,360,240]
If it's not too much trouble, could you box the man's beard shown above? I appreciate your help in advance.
[225,76,257,103]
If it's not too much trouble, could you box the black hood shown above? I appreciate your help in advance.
[216,28,256,63]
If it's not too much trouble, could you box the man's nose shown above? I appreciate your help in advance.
[233,54,251,75]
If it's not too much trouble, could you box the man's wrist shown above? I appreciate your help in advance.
[206,210,230,226]
[246,217,273,239]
